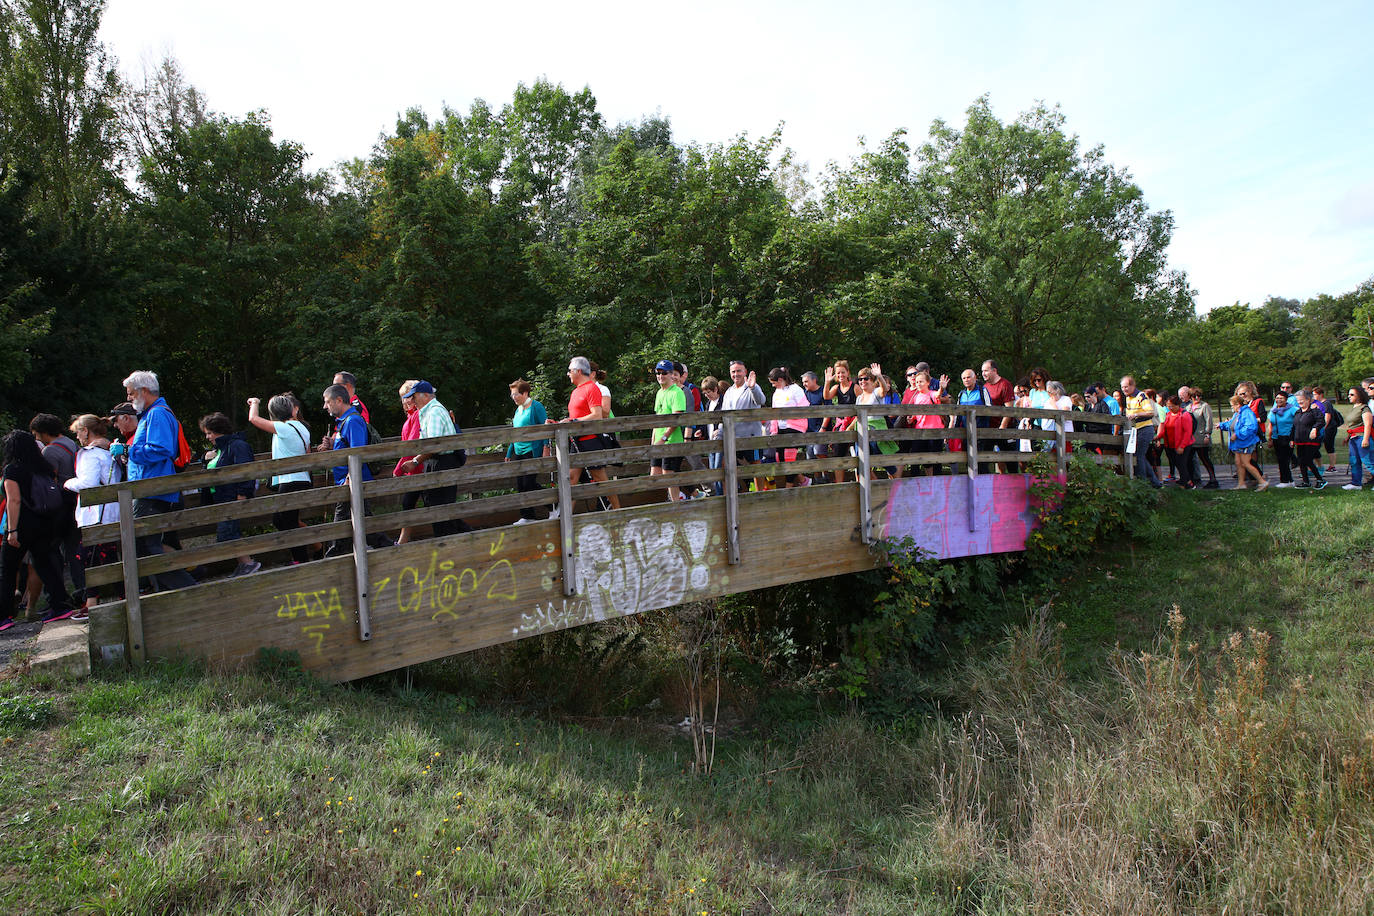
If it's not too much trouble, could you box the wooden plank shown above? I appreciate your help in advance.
[571,467,723,503]
[347,455,373,642]
[555,428,574,596]
[131,521,354,580]
[84,482,345,543]
[722,418,740,565]
[965,408,979,534]
[570,437,720,468]
[855,413,872,543]
[117,489,144,664]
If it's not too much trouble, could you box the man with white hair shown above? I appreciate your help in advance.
[549,356,620,515]
[109,370,197,591]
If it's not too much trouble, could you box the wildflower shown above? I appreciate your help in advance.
[416,869,423,876]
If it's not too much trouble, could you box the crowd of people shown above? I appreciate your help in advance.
[2,361,1371,631]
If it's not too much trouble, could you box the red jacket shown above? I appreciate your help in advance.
[1160,410,1194,451]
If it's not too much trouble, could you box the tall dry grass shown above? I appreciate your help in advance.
[920,604,1374,914]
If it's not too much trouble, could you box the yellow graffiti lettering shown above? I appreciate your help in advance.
[489,532,506,556]
[302,623,330,655]
[387,548,520,623]
[275,594,295,619]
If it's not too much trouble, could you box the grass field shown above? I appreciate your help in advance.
[1,487,1372,914]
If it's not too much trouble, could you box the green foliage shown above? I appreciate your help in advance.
[1023,450,1157,570]
[0,692,55,731]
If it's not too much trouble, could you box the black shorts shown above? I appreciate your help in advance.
[572,434,609,470]
[651,456,683,472]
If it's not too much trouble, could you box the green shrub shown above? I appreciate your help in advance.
[0,694,55,731]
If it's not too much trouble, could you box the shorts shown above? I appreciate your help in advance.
[1231,445,1256,455]
[572,433,609,470]
[651,456,683,472]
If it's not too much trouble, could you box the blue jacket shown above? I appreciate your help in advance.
[129,397,184,502]
[1220,408,1259,451]
[1267,404,1295,437]
[331,406,374,485]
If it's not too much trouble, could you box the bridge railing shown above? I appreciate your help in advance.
[77,404,1130,669]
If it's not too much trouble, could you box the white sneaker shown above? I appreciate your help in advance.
[1274,482,1294,488]
[512,517,533,525]
[1341,483,1362,490]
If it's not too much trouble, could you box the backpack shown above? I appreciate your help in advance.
[25,471,64,517]
[174,423,193,469]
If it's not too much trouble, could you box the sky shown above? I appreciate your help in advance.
[98,0,1374,311]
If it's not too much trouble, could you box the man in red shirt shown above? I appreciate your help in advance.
[550,356,620,515]
[980,360,1015,471]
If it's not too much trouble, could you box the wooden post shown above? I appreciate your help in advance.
[1056,421,1068,477]
[721,417,740,565]
[965,407,979,533]
[117,488,144,665]
[1124,421,1135,479]
[855,408,872,544]
[346,455,372,641]
[555,427,576,596]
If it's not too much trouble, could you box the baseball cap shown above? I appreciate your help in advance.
[108,402,138,418]
[653,359,675,373]
[403,380,435,397]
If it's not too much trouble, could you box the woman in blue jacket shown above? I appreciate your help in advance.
[1218,394,1268,491]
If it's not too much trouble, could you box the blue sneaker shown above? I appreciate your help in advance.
[1314,478,1328,490]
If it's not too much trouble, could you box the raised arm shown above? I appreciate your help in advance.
[246,398,276,434]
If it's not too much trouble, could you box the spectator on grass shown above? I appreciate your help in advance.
[199,413,260,577]
[1159,397,1196,489]
[248,393,314,563]
[1219,394,1267,491]
[1291,389,1327,489]
[505,379,548,524]
[115,370,197,591]
[1267,392,1297,487]
[1187,388,1219,488]
[1122,376,1162,488]
[1344,386,1373,490]
[1312,386,1341,472]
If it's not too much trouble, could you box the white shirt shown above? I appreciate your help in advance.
[64,444,120,527]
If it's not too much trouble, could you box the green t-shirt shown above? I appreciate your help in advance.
[654,385,686,444]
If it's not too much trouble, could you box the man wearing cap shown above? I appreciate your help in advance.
[650,359,687,502]
[1122,375,1162,487]
[111,370,198,591]
[396,381,468,538]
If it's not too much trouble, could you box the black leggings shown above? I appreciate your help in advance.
[271,480,314,563]
[1,531,73,619]
[1273,436,1294,483]
[1296,444,1324,484]
[1194,445,1216,480]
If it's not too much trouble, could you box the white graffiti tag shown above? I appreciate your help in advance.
[574,517,714,621]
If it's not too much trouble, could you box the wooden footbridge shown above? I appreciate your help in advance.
[80,405,1130,681]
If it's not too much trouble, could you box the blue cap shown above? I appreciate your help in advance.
[654,359,675,373]
[403,380,435,397]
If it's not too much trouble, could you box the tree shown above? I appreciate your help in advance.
[0,0,123,233]
[126,112,330,419]
[914,98,1192,380]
